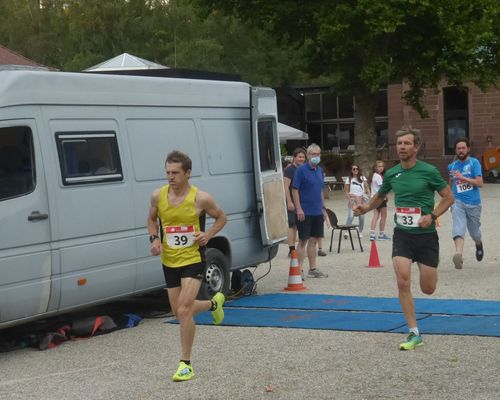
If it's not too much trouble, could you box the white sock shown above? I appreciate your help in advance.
[409,327,420,336]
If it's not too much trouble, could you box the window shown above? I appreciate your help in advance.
[376,90,388,117]
[257,120,277,172]
[322,93,337,120]
[306,123,321,148]
[376,122,388,148]
[338,96,354,118]
[56,131,123,185]
[305,94,321,120]
[339,124,354,149]
[0,126,35,201]
[444,87,468,155]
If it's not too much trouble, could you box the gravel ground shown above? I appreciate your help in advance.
[0,184,499,400]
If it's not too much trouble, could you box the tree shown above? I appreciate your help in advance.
[197,0,500,169]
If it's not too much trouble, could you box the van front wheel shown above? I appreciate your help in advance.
[198,248,230,299]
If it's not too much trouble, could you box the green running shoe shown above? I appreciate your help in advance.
[172,361,194,382]
[211,292,225,325]
[399,332,423,350]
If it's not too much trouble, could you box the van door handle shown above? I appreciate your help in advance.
[28,211,49,221]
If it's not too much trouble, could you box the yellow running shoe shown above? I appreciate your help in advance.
[172,361,194,382]
[399,333,423,350]
[211,292,225,325]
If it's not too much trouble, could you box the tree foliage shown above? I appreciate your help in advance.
[1,1,499,169]
[0,0,306,86]
[198,0,500,168]
[199,0,500,113]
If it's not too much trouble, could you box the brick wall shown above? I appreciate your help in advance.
[387,82,500,177]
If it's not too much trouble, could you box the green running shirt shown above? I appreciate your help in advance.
[379,160,448,234]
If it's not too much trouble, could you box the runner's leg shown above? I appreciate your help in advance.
[393,256,417,329]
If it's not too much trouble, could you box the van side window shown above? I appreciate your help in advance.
[55,131,123,185]
[257,120,277,172]
[0,126,35,201]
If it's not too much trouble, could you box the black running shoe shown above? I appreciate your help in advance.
[476,242,484,262]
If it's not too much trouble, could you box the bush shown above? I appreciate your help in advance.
[321,151,354,178]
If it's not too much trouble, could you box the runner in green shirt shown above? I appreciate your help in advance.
[355,127,454,350]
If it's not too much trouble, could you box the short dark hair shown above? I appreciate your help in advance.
[396,127,422,146]
[454,137,470,148]
[293,147,307,158]
[165,150,192,172]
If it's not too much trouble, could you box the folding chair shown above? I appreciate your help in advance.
[325,208,363,253]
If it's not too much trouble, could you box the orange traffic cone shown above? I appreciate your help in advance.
[367,240,383,268]
[284,249,307,291]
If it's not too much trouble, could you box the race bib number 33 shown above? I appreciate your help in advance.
[396,207,421,227]
[164,225,196,248]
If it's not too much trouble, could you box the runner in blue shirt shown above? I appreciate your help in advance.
[448,137,484,269]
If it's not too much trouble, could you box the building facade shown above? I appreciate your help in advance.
[278,82,500,176]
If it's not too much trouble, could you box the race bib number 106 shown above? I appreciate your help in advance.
[456,179,473,193]
[164,225,196,248]
[396,207,421,227]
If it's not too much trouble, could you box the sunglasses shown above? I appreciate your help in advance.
[352,168,359,171]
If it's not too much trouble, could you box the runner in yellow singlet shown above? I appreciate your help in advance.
[147,150,227,382]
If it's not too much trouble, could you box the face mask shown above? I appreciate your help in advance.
[310,156,321,165]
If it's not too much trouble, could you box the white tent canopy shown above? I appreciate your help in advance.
[84,53,168,72]
[278,122,308,143]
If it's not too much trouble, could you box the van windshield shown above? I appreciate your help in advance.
[0,126,35,201]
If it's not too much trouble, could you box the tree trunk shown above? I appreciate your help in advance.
[354,92,378,177]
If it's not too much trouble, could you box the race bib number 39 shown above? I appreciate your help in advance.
[164,225,196,248]
[396,207,421,227]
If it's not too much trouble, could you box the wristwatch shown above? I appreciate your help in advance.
[430,213,438,222]
[149,234,159,243]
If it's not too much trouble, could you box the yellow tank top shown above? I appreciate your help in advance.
[158,184,204,267]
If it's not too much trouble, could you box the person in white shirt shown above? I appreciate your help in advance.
[344,164,369,237]
[369,160,391,241]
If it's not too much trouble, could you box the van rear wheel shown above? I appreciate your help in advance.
[198,248,230,299]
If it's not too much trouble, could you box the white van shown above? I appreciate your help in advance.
[0,68,288,328]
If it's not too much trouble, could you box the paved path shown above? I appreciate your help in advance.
[1,184,499,400]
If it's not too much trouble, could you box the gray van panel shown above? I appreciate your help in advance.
[59,237,136,274]
[57,261,136,310]
[0,70,286,328]
[0,70,251,108]
[202,119,252,175]
[127,119,202,180]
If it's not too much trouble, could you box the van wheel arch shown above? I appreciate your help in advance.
[198,247,230,300]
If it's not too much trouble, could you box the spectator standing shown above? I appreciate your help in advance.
[369,160,391,241]
[344,164,369,237]
[283,147,307,257]
[292,143,329,278]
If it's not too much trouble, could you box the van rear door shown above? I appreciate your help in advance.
[250,87,288,246]
[0,122,52,325]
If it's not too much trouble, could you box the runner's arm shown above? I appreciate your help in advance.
[195,191,227,246]
[354,192,385,216]
[147,189,162,255]
[419,185,454,228]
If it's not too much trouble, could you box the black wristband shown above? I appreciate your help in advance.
[430,213,437,222]
[149,234,159,243]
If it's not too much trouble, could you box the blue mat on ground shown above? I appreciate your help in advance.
[166,294,500,336]
[392,315,500,337]
[171,308,420,332]
[225,293,500,316]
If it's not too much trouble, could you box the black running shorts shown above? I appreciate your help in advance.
[162,262,205,288]
[392,228,439,268]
